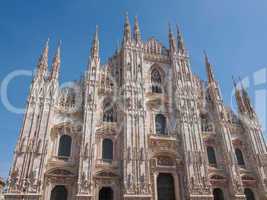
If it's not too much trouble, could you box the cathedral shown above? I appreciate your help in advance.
[4,14,267,200]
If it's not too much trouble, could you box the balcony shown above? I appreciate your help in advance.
[95,159,119,169]
[47,155,76,168]
[148,134,177,155]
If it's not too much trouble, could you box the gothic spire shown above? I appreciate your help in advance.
[133,16,141,42]
[168,23,177,52]
[90,25,99,60]
[204,51,215,83]
[176,24,186,52]
[123,12,131,44]
[239,77,255,117]
[233,76,246,114]
[36,38,49,79]
[50,41,61,80]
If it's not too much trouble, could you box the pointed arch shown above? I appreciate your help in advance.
[213,188,224,200]
[155,114,167,135]
[207,146,217,166]
[99,187,113,200]
[58,135,72,157]
[102,138,113,161]
[50,185,68,200]
[235,148,245,166]
[157,173,175,200]
[244,188,255,200]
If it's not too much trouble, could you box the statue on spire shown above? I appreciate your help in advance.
[133,16,141,43]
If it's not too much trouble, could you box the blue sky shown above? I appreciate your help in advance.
[1,0,267,178]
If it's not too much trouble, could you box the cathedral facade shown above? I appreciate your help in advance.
[5,15,267,200]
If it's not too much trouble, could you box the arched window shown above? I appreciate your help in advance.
[213,188,224,200]
[99,187,113,200]
[50,185,68,200]
[58,135,72,157]
[103,100,117,122]
[235,148,245,166]
[207,146,217,166]
[155,114,166,135]
[157,173,175,200]
[244,188,255,200]
[151,69,162,93]
[102,139,113,161]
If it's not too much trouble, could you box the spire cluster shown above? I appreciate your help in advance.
[122,13,143,44]
[34,39,61,81]
[168,23,187,54]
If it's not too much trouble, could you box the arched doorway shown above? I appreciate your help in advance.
[213,188,224,200]
[99,187,113,200]
[157,173,175,200]
[50,185,68,200]
[244,188,255,200]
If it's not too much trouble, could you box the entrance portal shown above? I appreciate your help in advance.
[99,187,113,200]
[50,185,68,200]
[157,173,175,200]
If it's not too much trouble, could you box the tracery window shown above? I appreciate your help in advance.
[58,135,72,157]
[151,69,162,93]
[103,100,117,122]
[235,148,245,166]
[102,138,113,161]
[207,146,217,166]
[155,114,166,135]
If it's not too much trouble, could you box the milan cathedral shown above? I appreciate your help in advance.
[5,14,267,200]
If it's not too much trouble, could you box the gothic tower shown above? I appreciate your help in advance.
[5,14,267,200]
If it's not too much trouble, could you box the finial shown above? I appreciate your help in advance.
[176,24,181,37]
[238,77,244,87]
[168,22,172,35]
[203,50,209,63]
[232,76,237,88]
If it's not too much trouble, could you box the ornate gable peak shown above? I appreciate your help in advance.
[144,37,168,55]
